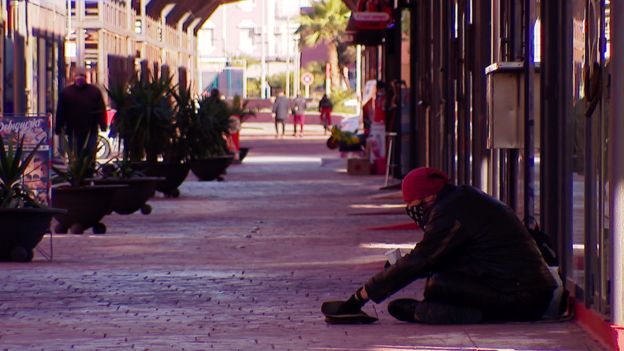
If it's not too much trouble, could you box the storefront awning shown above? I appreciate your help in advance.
[341,30,385,46]
[347,11,391,31]
[343,0,394,45]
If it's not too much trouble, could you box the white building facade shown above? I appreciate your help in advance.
[197,0,304,98]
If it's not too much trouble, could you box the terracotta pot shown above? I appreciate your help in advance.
[52,185,124,234]
[0,207,66,262]
[190,155,234,181]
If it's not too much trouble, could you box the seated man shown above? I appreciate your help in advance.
[335,167,558,324]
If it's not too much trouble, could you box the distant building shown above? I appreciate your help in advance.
[197,0,304,98]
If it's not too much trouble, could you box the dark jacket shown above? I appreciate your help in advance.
[365,184,556,303]
[55,83,107,135]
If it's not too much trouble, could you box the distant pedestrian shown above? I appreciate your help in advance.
[292,95,307,137]
[272,90,289,138]
[319,94,333,134]
[55,66,107,175]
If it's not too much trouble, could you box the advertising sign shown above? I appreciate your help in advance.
[0,115,52,205]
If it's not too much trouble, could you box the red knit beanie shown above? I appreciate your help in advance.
[401,167,449,203]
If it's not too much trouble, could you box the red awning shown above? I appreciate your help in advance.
[347,11,391,31]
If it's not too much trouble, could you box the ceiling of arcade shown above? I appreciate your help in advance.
[140,0,241,32]
[138,0,358,32]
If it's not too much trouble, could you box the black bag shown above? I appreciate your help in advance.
[527,224,559,267]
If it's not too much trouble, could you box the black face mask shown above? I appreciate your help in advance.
[406,203,428,228]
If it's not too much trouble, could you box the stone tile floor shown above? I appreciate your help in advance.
[0,125,609,350]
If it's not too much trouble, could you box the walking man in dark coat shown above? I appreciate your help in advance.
[55,67,107,166]
[330,167,559,324]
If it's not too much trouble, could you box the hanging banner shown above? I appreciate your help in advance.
[0,114,52,205]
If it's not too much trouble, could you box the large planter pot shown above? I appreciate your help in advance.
[91,177,163,215]
[190,155,234,181]
[131,161,190,198]
[0,207,67,262]
[52,185,124,234]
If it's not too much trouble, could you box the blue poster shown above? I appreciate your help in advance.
[0,115,52,205]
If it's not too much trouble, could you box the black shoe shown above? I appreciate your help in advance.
[388,299,482,324]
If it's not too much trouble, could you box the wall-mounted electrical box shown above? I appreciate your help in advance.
[486,61,541,149]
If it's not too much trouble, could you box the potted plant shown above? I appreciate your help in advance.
[107,72,189,197]
[187,93,235,181]
[0,135,65,262]
[51,133,124,234]
[91,158,162,215]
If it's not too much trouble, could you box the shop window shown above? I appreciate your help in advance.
[85,0,98,17]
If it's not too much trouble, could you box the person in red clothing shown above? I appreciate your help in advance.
[55,67,107,172]
[318,94,333,134]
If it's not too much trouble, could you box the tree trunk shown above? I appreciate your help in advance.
[327,41,342,92]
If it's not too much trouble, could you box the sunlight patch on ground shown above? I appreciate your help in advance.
[350,204,405,209]
[245,155,323,163]
[260,255,383,268]
[360,242,416,250]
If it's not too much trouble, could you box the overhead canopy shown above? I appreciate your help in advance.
[144,0,241,33]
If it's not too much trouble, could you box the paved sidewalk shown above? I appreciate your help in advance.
[0,123,608,350]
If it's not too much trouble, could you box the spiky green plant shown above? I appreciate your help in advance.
[0,134,43,208]
[228,95,256,124]
[51,132,98,187]
[187,94,233,159]
[169,84,196,163]
[107,72,175,163]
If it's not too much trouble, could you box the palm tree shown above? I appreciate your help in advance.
[298,0,351,93]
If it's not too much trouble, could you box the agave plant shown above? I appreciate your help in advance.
[107,72,175,163]
[168,84,196,163]
[228,95,256,124]
[0,134,43,208]
[51,132,98,187]
[187,94,233,159]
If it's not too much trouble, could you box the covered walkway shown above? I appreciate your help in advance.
[0,123,607,350]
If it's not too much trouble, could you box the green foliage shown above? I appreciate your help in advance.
[169,84,196,163]
[297,0,350,48]
[187,95,233,159]
[246,78,261,98]
[107,72,175,163]
[297,0,350,91]
[329,125,361,146]
[267,72,294,93]
[330,90,358,115]
[228,95,256,124]
[98,157,144,179]
[51,132,98,187]
[0,134,42,208]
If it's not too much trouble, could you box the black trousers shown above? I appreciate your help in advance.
[423,272,552,322]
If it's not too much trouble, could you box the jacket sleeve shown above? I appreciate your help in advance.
[364,212,464,303]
